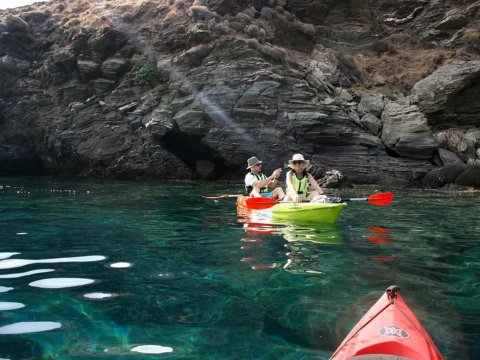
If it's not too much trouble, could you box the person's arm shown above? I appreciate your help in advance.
[252,169,281,189]
[308,173,324,195]
[267,168,282,189]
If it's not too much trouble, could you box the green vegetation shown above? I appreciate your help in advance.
[136,64,157,85]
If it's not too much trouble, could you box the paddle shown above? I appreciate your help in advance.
[245,192,395,210]
[202,194,244,200]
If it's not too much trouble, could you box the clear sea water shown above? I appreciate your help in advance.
[0,177,479,359]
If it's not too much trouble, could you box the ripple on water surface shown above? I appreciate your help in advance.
[0,269,55,279]
[0,302,25,310]
[29,278,95,289]
[0,255,106,270]
[0,321,61,334]
[131,345,173,354]
[83,292,113,299]
[109,262,131,268]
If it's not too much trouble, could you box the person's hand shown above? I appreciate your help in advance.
[272,168,282,179]
[294,194,302,203]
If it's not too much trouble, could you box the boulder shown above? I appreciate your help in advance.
[359,113,382,136]
[357,93,384,117]
[411,61,480,117]
[444,129,468,153]
[381,99,436,159]
[422,164,468,188]
[455,166,480,187]
[4,15,28,33]
[77,60,101,80]
[174,44,213,67]
[43,50,78,85]
[435,9,468,30]
[434,148,464,166]
[88,27,128,61]
[101,58,129,80]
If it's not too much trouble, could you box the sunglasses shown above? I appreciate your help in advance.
[292,160,304,165]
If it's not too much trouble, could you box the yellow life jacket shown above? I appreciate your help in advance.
[290,170,309,196]
[246,173,269,194]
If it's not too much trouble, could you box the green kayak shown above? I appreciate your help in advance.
[269,202,347,223]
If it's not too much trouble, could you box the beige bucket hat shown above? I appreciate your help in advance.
[288,153,310,168]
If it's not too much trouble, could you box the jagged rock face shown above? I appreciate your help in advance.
[411,61,480,133]
[0,0,479,187]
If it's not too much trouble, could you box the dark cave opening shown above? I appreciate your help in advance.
[159,124,226,180]
[0,147,45,176]
[0,129,45,175]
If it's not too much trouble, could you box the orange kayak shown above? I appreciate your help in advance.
[331,285,443,360]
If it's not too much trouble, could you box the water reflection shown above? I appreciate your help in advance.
[367,226,392,244]
[0,321,61,335]
[0,269,55,279]
[366,226,395,262]
[0,255,106,270]
[29,278,95,289]
[131,345,173,354]
[0,302,25,310]
[240,216,344,273]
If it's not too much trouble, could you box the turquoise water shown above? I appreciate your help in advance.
[0,178,479,359]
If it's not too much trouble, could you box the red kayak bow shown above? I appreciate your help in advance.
[330,285,443,360]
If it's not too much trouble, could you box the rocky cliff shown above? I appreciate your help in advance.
[1,0,480,188]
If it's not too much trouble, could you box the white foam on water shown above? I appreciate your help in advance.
[0,269,54,279]
[0,252,20,260]
[0,255,106,270]
[131,345,173,354]
[29,278,95,289]
[83,292,112,299]
[110,262,131,268]
[0,286,14,293]
[16,233,28,235]
[0,302,25,311]
[0,321,61,334]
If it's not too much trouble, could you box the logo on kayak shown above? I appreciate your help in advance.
[378,325,409,339]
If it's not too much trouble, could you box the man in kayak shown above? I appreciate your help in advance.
[285,153,324,202]
[244,156,285,199]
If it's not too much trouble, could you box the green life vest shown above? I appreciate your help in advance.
[246,173,269,194]
[291,170,309,195]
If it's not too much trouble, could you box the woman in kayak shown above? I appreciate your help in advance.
[285,154,324,202]
[244,156,285,199]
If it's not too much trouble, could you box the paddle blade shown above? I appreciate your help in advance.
[367,192,394,206]
[245,197,278,210]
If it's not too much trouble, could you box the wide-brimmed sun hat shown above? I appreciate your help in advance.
[246,156,262,169]
[288,153,310,168]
